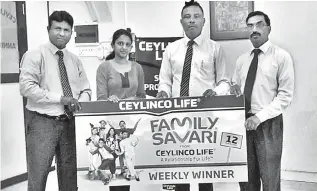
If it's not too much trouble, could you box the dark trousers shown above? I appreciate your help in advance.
[239,114,283,191]
[99,159,116,174]
[25,110,77,191]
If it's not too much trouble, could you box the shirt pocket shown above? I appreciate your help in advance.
[197,60,214,80]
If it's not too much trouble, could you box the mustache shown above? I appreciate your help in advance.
[251,32,261,37]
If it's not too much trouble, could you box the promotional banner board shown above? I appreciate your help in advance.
[75,95,247,187]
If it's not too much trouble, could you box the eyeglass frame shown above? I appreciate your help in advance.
[246,21,270,30]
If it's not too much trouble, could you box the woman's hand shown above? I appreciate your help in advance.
[108,95,120,103]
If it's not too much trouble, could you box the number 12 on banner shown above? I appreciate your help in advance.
[220,132,243,149]
[220,132,244,163]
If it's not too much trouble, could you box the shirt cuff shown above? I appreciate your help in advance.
[78,92,91,102]
[255,109,269,123]
[158,84,171,97]
[214,81,230,95]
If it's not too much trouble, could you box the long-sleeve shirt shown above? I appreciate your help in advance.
[118,136,139,158]
[96,61,146,100]
[232,41,295,122]
[19,42,91,116]
[99,147,114,160]
[158,34,230,97]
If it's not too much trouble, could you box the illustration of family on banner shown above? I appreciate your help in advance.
[75,95,248,187]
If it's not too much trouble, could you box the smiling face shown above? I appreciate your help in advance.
[119,121,126,129]
[91,128,98,135]
[112,34,132,59]
[121,132,129,139]
[109,128,115,136]
[247,15,271,48]
[100,121,106,127]
[180,5,205,40]
[98,140,105,147]
[47,21,72,49]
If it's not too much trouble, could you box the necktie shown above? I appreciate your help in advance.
[180,40,194,97]
[243,49,262,117]
[56,50,73,118]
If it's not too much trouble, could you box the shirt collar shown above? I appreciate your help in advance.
[47,41,66,55]
[184,33,204,46]
[250,40,272,55]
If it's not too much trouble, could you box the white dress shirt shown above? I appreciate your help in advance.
[19,42,91,116]
[158,34,230,97]
[232,41,295,122]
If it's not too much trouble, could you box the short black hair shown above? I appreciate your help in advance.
[119,120,125,125]
[99,138,105,142]
[48,11,74,29]
[246,11,271,26]
[99,120,106,124]
[181,0,204,17]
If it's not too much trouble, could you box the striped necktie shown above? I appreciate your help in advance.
[56,50,73,118]
[180,40,194,97]
[243,49,262,117]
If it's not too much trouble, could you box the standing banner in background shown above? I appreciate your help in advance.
[135,37,182,97]
[75,96,248,187]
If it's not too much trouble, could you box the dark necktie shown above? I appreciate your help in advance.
[56,50,73,118]
[243,49,262,117]
[180,40,194,97]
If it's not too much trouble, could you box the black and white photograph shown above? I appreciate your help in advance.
[1,1,317,191]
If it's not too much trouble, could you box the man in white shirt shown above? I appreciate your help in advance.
[115,130,140,181]
[231,11,294,191]
[157,0,230,99]
[98,138,115,185]
[157,1,230,190]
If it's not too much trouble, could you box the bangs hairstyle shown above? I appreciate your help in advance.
[181,0,204,17]
[48,10,74,29]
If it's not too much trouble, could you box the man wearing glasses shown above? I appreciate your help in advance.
[231,11,294,191]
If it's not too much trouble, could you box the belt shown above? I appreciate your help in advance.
[32,111,70,122]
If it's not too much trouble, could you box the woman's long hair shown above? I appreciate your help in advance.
[106,127,116,139]
[105,28,133,60]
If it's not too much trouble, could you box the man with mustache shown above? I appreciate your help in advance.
[157,1,231,190]
[157,0,230,99]
[231,11,294,191]
[20,11,91,190]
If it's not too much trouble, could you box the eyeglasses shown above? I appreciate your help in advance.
[246,21,269,30]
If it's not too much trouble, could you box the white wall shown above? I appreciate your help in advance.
[255,1,317,181]
[0,84,26,180]
[1,1,48,181]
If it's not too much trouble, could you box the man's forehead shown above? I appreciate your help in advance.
[182,6,203,15]
[247,15,265,24]
[52,20,71,27]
